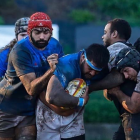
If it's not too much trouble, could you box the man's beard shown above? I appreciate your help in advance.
[30,35,49,49]
[104,41,110,48]
[104,38,111,48]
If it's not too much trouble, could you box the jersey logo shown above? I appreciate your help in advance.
[34,62,38,67]
[38,22,43,26]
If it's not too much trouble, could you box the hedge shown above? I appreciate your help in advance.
[84,91,120,123]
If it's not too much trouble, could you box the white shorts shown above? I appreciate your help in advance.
[36,99,85,140]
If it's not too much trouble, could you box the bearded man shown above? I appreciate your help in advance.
[0,12,64,140]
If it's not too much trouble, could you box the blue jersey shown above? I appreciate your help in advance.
[54,51,108,88]
[0,37,63,78]
[0,36,64,116]
[0,48,10,78]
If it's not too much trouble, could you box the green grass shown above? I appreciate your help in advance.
[84,91,120,123]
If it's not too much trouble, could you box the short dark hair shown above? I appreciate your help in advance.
[108,18,131,41]
[85,43,110,68]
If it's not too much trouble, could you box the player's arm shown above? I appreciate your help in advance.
[46,75,89,107]
[19,54,58,96]
[11,46,58,96]
[108,87,140,114]
[19,70,53,96]
[88,69,125,93]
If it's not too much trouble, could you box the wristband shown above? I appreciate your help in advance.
[77,98,85,106]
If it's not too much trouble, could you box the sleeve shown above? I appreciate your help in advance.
[10,45,35,77]
[55,40,64,58]
[134,71,140,93]
[53,59,76,89]
[53,68,67,88]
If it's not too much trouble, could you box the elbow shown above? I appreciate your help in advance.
[129,108,140,114]
[46,93,62,107]
[27,90,35,96]
[122,101,140,114]
[46,93,55,104]
[46,97,54,104]
[128,104,140,114]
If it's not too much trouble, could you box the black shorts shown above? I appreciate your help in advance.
[0,110,35,138]
[112,123,125,140]
[61,134,85,140]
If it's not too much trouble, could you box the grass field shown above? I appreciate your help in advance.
[84,90,120,123]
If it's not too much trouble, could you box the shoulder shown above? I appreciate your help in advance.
[12,37,31,54]
[0,48,10,56]
[48,37,61,47]
[49,37,59,45]
[10,42,32,62]
[57,52,80,75]
[108,42,129,53]
[46,37,64,57]
[59,53,79,64]
[108,42,129,70]
[54,53,81,88]
[108,42,129,60]
[47,37,62,50]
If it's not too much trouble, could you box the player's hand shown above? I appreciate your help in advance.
[82,86,89,105]
[47,54,58,72]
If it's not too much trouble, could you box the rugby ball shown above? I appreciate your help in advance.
[65,78,87,97]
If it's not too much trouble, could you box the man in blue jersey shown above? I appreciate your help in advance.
[36,44,110,140]
[0,17,29,79]
[0,12,64,140]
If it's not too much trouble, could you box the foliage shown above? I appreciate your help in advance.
[1,0,140,25]
[84,90,120,123]
[63,44,74,54]
[69,9,95,23]
[69,0,140,25]
[93,0,140,25]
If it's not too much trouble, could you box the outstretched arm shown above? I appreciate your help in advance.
[88,69,125,93]
[46,75,89,107]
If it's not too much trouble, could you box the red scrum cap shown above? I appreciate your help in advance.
[27,12,53,35]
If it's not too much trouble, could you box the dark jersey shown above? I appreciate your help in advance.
[0,36,64,116]
[114,80,136,115]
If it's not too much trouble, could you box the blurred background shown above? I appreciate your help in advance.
[0,0,140,139]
